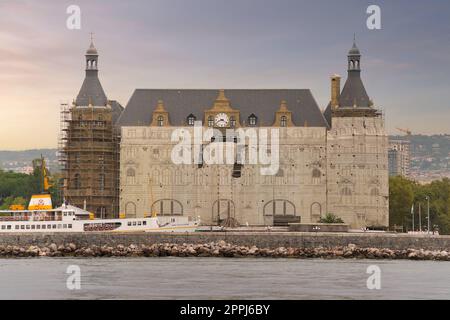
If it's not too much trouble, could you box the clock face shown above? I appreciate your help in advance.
[214,113,229,127]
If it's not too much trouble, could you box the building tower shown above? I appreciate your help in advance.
[325,39,389,228]
[61,39,121,218]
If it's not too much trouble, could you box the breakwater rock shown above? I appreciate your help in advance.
[0,241,449,260]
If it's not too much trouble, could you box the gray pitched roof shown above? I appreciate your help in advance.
[116,89,328,127]
[75,71,108,106]
[109,100,124,124]
[339,72,370,108]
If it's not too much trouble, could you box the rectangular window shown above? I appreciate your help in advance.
[53,225,57,229]
[16,225,20,230]
[31,225,35,229]
[21,225,25,229]
[58,224,62,229]
[63,224,67,229]
[143,221,147,226]
[37,225,40,229]
[42,225,46,229]
[68,224,72,229]
[1,225,5,230]
[127,222,131,226]
[47,225,51,229]
[138,221,142,226]
[133,221,137,226]
[7,225,11,230]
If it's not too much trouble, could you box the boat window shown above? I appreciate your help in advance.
[68,224,72,229]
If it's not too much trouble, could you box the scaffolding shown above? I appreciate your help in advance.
[58,102,120,218]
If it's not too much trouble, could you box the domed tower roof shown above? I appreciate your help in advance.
[86,41,98,55]
[348,42,360,56]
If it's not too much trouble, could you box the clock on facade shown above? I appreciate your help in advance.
[214,113,229,127]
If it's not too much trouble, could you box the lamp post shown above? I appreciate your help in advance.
[425,196,430,234]
[418,203,422,232]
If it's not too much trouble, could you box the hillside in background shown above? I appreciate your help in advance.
[0,149,59,173]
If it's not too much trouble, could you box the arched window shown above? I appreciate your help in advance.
[312,168,321,184]
[280,116,287,127]
[248,114,257,126]
[73,174,81,189]
[157,116,164,127]
[125,202,136,218]
[230,116,236,128]
[126,168,136,185]
[341,187,352,196]
[208,116,214,127]
[187,114,196,126]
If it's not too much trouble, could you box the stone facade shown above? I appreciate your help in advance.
[118,41,389,229]
[120,126,328,226]
[327,116,389,228]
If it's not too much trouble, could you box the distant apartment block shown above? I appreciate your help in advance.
[389,139,411,177]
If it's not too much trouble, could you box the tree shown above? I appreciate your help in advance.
[389,176,415,228]
[318,213,344,224]
[389,176,450,235]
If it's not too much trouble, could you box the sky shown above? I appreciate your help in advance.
[0,0,449,150]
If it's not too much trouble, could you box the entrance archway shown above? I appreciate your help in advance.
[263,199,299,226]
[212,199,237,226]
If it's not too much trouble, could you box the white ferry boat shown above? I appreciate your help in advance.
[0,204,200,233]
[0,157,200,233]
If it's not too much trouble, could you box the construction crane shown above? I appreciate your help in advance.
[396,127,412,136]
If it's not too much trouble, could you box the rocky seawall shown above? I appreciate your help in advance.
[0,240,449,261]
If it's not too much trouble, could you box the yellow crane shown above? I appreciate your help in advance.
[396,127,412,136]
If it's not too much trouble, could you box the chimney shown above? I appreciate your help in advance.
[331,74,341,109]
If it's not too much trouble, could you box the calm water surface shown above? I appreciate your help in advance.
[0,257,448,299]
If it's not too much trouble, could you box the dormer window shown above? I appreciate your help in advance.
[230,116,236,128]
[187,114,196,126]
[280,116,287,127]
[248,114,257,126]
[157,116,164,127]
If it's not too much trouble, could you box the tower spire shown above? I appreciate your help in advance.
[348,35,361,72]
[75,36,107,107]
